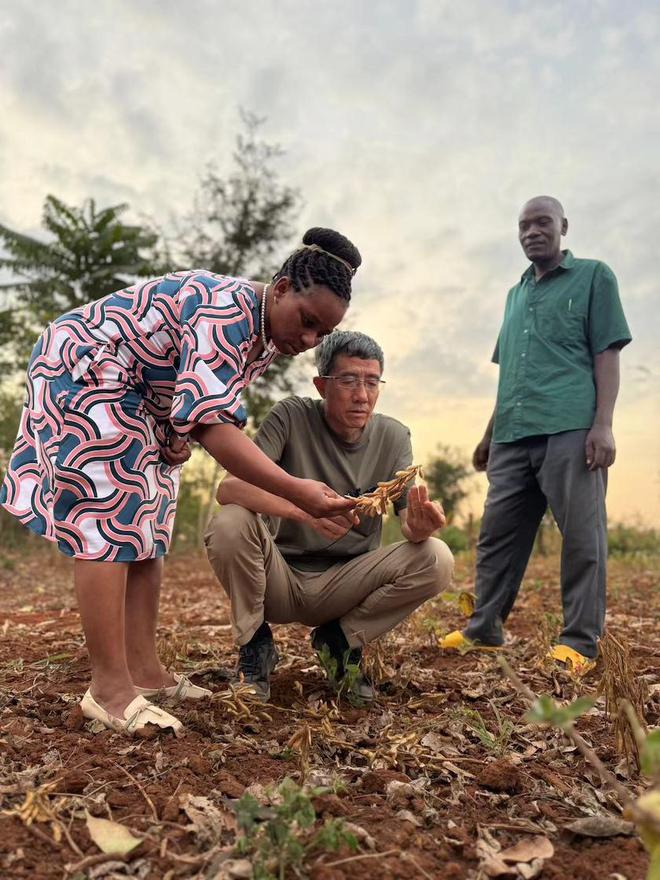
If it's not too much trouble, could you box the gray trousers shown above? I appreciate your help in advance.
[464,429,607,657]
[205,505,454,648]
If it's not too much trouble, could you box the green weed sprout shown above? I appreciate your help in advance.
[235,777,358,880]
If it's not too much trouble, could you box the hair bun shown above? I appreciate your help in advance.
[302,227,362,273]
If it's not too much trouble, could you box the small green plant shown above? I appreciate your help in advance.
[525,694,596,730]
[421,617,444,645]
[235,778,358,880]
[315,645,366,708]
[316,644,339,684]
[458,702,514,755]
[337,658,366,707]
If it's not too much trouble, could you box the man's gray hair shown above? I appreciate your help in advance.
[315,330,384,376]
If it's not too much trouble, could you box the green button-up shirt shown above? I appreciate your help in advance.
[492,250,632,443]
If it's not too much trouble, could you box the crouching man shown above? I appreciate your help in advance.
[204,331,453,701]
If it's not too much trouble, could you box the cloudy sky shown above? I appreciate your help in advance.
[1,0,658,523]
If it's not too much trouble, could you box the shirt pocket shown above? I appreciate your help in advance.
[537,297,587,347]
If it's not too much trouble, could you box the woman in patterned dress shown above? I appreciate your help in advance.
[0,227,360,734]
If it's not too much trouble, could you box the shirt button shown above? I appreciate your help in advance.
[516,402,522,406]
[521,353,526,358]
[523,329,529,334]
[529,307,533,312]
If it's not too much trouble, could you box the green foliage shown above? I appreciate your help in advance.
[641,730,660,780]
[0,388,29,548]
[0,196,164,373]
[179,111,304,429]
[235,778,357,880]
[608,523,660,557]
[0,388,21,470]
[457,703,514,755]
[315,644,366,707]
[315,644,339,685]
[338,659,367,708]
[424,444,474,522]
[441,524,470,553]
[525,694,595,730]
[180,111,299,279]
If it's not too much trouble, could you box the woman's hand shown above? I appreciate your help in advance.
[289,479,355,519]
[161,434,192,467]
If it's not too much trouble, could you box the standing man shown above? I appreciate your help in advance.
[205,331,453,701]
[442,196,631,673]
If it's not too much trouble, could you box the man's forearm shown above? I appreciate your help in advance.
[218,475,307,522]
[592,348,620,427]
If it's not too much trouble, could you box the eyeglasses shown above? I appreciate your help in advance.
[320,374,386,390]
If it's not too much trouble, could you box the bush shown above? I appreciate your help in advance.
[441,525,470,554]
[607,523,659,556]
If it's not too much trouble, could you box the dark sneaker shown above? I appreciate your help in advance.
[311,620,376,703]
[234,626,279,702]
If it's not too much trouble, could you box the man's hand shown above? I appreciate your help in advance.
[161,434,192,467]
[402,485,446,543]
[289,479,356,519]
[305,511,359,541]
[473,436,491,472]
[585,424,616,470]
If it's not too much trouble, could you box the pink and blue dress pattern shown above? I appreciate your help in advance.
[0,272,276,561]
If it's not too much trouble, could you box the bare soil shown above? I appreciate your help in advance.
[1,546,658,879]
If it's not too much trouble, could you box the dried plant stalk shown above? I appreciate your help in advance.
[349,465,423,517]
[598,631,648,770]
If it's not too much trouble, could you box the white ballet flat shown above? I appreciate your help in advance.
[80,689,184,736]
[134,672,212,701]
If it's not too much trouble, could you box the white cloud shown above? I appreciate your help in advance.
[0,0,658,519]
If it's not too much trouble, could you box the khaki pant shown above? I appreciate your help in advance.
[204,505,454,648]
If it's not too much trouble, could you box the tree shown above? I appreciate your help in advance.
[424,444,474,522]
[178,110,303,429]
[0,195,164,373]
[0,388,26,547]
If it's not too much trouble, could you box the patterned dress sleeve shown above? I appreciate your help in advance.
[169,276,253,435]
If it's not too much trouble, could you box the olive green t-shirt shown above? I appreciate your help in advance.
[253,396,413,571]
[492,251,632,443]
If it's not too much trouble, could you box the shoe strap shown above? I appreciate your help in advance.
[123,696,179,732]
[172,674,192,699]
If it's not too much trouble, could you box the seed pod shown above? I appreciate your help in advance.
[350,465,422,517]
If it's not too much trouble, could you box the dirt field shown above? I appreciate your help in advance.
[1,547,658,879]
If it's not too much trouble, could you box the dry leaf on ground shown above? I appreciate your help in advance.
[564,815,635,838]
[85,811,141,855]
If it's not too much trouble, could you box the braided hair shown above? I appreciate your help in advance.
[274,227,361,302]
